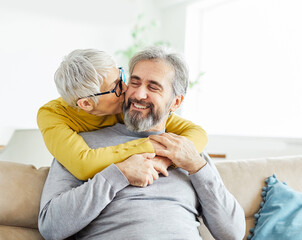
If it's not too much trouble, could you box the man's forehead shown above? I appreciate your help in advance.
[132,59,174,82]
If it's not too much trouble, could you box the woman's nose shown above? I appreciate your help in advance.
[122,81,128,93]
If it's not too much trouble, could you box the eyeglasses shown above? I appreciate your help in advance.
[81,67,126,99]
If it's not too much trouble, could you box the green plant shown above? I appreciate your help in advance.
[116,14,170,64]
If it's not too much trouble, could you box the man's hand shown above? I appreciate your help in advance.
[149,133,207,174]
[149,137,166,154]
[116,153,169,187]
[152,156,172,177]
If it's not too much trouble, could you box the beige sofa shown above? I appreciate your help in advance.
[1,155,302,240]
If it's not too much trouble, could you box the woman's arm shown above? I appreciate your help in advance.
[37,101,153,180]
[37,100,207,181]
[166,113,208,153]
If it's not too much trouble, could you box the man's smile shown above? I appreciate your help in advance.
[128,99,153,113]
[132,102,149,110]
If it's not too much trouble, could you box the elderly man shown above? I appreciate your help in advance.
[38,47,245,240]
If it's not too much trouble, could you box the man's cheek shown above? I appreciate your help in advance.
[124,89,134,100]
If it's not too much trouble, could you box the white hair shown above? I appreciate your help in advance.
[54,49,116,107]
[129,46,189,98]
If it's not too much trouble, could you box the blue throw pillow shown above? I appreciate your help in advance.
[247,174,302,240]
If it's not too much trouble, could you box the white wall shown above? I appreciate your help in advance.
[0,0,158,145]
[153,0,188,53]
[0,129,53,167]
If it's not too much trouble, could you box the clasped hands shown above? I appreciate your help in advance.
[116,133,207,187]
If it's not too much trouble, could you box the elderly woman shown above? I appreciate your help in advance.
[37,48,208,180]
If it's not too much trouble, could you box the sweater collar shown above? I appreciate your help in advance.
[114,123,165,138]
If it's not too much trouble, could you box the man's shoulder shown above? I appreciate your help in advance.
[79,124,122,137]
[48,158,81,183]
[79,124,127,149]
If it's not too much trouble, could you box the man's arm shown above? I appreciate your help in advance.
[38,153,166,240]
[38,159,129,240]
[149,133,246,240]
[189,154,246,240]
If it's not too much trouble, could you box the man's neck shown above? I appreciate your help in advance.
[145,116,168,132]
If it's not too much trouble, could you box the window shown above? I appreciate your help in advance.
[183,0,302,138]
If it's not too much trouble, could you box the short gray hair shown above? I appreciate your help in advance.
[54,49,116,107]
[129,46,189,97]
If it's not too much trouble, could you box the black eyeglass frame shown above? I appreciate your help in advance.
[79,67,126,99]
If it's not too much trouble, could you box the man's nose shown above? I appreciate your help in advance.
[133,86,148,100]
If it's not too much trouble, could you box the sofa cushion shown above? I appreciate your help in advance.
[214,155,302,239]
[248,174,302,240]
[0,161,49,229]
[0,225,44,240]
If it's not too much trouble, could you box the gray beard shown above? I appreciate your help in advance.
[123,100,170,132]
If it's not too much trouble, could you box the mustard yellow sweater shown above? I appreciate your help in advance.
[37,98,208,180]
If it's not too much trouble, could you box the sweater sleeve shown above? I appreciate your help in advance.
[166,113,208,153]
[38,160,129,240]
[189,154,245,240]
[37,104,154,180]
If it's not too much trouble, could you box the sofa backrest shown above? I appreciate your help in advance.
[1,155,302,240]
[0,161,49,240]
[199,155,302,240]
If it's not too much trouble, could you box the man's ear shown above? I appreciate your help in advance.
[170,95,184,112]
[76,98,94,112]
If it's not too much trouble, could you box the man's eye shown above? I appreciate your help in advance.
[130,82,139,86]
[149,85,159,91]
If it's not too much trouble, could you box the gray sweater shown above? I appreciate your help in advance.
[38,123,245,240]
